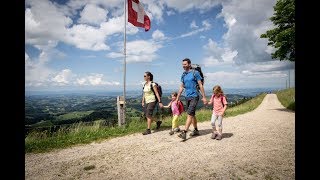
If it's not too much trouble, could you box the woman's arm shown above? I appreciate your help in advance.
[163,101,172,108]
[153,84,163,108]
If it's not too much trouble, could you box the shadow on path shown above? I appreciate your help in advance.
[269,108,294,113]
[179,129,234,141]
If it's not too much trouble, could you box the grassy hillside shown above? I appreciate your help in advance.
[275,87,295,111]
[25,93,267,154]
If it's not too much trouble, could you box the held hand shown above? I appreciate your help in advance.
[202,97,207,105]
[159,103,164,108]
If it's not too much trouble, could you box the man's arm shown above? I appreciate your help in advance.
[176,83,184,102]
[198,80,207,104]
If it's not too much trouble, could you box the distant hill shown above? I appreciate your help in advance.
[25,87,280,132]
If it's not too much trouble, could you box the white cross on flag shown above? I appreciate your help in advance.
[128,0,151,31]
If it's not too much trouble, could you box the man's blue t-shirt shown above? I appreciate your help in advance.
[181,70,202,98]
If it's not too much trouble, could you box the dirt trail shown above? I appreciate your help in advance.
[25,94,295,179]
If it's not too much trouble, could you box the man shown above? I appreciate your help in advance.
[176,58,207,140]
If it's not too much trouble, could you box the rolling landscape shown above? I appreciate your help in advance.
[25,88,275,135]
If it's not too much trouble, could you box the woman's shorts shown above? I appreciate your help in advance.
[145,101,156,118]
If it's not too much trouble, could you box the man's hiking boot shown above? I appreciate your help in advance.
[169,130,174,135]
[216,134,222,140]
[189,129,200,136]
[142,129,151,135]
[156,121,162,129]
[211,133,217,139]
[178,131,186,140]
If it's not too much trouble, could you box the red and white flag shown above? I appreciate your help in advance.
[128,0,151,31]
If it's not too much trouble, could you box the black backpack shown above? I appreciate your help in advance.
[182,64,204,90]
[143,81,162,102]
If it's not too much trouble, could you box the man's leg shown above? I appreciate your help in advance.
[192,116,197,129]
[189,116,199,136]
[178,97,199,139]
[184,114,193,132]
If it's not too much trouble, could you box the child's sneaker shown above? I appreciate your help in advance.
[169,130,174,135]
[173,127,180,132]
[216,134,222,140]
[156,121,162,129]
[189,129,199,136]
[142,129,151,135]
[211,133,217,139]
[178,131,186,140]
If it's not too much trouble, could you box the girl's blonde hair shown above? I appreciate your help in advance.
[213,85,224,95]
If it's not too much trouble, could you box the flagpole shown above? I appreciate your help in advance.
[123,0,127,122]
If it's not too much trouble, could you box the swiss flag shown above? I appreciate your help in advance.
[128,0,151,31]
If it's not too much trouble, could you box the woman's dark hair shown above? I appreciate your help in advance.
[145,71,153,81]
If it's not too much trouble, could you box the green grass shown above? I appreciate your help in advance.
[275,87,295,111]
[55,110,94,121]
[26,93,268,154]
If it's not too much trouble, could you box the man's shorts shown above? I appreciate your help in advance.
[145,101,156,118]
[186,96,199,116]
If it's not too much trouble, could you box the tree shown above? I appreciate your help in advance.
[260,0,295,61]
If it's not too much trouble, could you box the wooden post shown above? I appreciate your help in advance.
[117,96,125,126]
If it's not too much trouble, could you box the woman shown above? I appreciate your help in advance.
[141,71,163,135]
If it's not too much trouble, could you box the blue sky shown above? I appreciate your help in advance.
[25,0,295,93]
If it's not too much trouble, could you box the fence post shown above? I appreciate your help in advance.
[117,96,125,126]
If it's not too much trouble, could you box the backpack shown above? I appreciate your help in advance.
[182,64,204,90]
[143,81,162,102]
[177,100,184,115]
[212,94,226,107]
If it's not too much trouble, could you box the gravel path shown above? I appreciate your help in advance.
[25,94,295,180]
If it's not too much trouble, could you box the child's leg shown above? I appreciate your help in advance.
[172,115,179,130]
[210,114,218,133]
[217,115,223,135]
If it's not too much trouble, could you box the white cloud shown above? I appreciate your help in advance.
[101,15,128,36]
[25,0,136,52]
[166,10,175,16]
[152,30,166,40]
[65,24,109,51]
[178,20,211,38]
[107,40,162,63]
[143,0,165,23]
[240,61,295,73]
[76,78,87,85]
[25,52,53,87]
[75,74,120,86]
[52,69,73,85]
[202,38,237,67]
[25,0,73,51]
[205,70,288,89]
[163,0,221,12]
[190,20,198,29]
[219,0,277,65]
[25,8,40,30]
[78,4,108,26]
